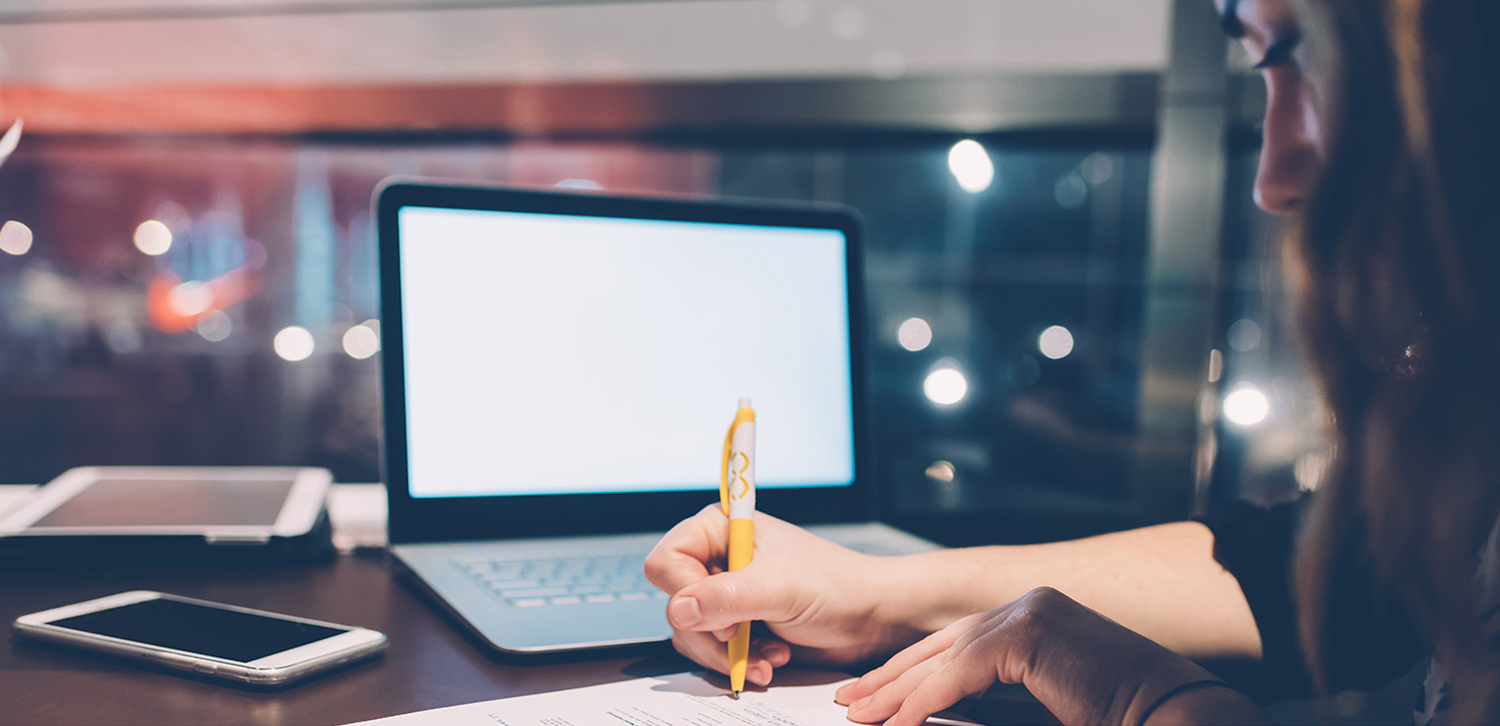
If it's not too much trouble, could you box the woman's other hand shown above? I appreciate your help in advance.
[645,505,918,687]
[836,587,1269,726]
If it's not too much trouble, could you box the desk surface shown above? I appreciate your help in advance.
[0,486,1049,726]
[0,551,679,726]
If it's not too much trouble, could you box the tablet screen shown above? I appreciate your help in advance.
[31,479,292,528]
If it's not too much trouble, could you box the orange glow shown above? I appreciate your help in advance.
[146,268,258,334]
[0,82,660,136]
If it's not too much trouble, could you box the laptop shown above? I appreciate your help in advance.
[376,181,940,655]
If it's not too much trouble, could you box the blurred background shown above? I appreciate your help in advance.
[0,0,1322,546]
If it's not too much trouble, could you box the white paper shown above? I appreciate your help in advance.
[346,670,972,726]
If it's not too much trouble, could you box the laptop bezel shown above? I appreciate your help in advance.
[376,181,874,544]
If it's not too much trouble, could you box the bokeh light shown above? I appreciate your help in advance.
[1228,318,1262,352]
[1081,152,1114,185]
[898,317,933,352]
[0,220,32,256]
[167,281,214,317]
[1223,386,1270,426]
[947,140,994,193]
[196,310,232,342]
[924,367,968,406]
[342,322,381,360]
[925,460,955,483]
[1038,325,1075,360]
[274,326,315,362]
[134,220,173,256]
[1054,173,1088,208]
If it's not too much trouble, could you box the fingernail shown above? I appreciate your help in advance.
[753,663,772,686]
[850,696,872,714]
[834,684,851,702]
[669,596,702,627]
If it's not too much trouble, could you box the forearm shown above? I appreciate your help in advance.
[872,522,1262,661]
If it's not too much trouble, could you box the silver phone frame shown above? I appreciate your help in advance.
[12,590,387,686]
[0,467,331,542]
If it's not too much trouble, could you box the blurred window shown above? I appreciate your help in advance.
[1206,140,1330,508]
[0,133,1153,543]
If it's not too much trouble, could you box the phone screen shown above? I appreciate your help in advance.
[50,598,346,662]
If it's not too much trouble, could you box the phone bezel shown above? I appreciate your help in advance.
[0,467,331,540]
[12,590,387,685]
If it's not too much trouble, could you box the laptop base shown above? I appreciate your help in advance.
[391,523,940,655]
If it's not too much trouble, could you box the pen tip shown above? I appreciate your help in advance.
[730,691,741,700]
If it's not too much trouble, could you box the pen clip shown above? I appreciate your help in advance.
[720,422,736,516]
[720,404,755,516]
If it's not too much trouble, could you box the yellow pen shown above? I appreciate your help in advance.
[720,397,756,699]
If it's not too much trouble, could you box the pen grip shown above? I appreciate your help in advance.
[727,519,753,693]
[728,519,754,572]
[728,623,750,692]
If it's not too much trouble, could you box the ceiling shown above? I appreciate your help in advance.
[0,0,1169,87]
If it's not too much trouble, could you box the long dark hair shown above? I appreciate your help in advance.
[1290,0,1500,715]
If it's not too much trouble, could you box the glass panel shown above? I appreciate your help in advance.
[0,134,1154,543]
[0,138,713,485]
[1208,144,1330,508]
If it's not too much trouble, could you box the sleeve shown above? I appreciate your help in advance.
[1197,496,1426,702]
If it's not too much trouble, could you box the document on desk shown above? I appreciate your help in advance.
[346,669,974,726]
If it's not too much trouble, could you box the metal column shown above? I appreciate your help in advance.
[1133,0,1231,522]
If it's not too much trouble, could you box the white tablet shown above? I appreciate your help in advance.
[0,467,330,544]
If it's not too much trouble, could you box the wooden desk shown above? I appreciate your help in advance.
[0,486,1046,725]
[0,553,682,726]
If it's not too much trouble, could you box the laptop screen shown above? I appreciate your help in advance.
[397,206,856,500]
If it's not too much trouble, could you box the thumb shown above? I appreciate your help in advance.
[667,563,792,632]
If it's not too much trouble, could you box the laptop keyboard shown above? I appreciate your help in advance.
[451,554,668,608]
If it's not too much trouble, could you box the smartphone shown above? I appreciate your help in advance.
[13,591,387,686]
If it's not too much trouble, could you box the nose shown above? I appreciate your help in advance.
[1254,68,1322,214]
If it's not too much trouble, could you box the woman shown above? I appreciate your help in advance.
[646,0,1500,723]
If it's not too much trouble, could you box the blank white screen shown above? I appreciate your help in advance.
[398,206,855,498]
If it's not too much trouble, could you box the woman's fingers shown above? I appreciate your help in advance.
[645,505,726,596]
[671,630,792,687]
[651,507,903,675]
[753,637,792,667]
[671,632,771,686]
[847,616,1005,724]
[653,510,798,635]
[855,588,1214,726]
[883,651,1000,726]
[835,611,989,705]
[672,630,731,672]
[844,651,949,723]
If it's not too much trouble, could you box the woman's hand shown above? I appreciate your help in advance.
[645,506,921,687]
[835,587,1269,726]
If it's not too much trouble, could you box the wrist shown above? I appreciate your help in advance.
[849,553,923,646]
[1138,681,1267,725]
[886,547,1029,633]
[873,551,974,637]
